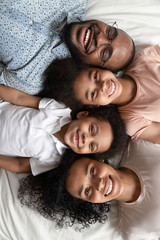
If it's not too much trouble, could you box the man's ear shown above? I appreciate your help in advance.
[76,111,89,119]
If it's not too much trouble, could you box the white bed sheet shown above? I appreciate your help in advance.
[0,0,160,239]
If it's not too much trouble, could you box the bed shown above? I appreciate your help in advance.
[0,0,160,239]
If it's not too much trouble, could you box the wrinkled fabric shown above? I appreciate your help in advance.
[0,0,88,94]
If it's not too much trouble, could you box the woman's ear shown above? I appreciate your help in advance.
[76,111,89,119]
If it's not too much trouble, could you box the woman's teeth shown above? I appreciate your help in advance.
[104,178,113,196]
[84,29,91,47]
[109,81,116,97]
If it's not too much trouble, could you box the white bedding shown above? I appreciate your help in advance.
[0,0,160,239]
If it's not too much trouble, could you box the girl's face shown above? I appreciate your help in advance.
[73,68,122,106]
[66,158,123,203]
[64,112,113,154]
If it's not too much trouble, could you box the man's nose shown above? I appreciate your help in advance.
[96,31,108,47]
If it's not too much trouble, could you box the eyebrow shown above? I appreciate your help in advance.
[79,163,89,197]
[85,71,92,100]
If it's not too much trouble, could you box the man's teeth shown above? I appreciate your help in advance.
[105,178,113,196]
[84,29,91,47]
[109,81,115,97]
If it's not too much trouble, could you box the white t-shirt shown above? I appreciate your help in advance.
[119,139,160,240]
[0,98,71,175]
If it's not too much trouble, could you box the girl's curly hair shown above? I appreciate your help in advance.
[72,105,128,160]
[18,149,110,229]
[40,57,84,111]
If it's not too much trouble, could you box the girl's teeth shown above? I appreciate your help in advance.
[105,178,113,196]
[74,131,79,146]
[109,81,115,97]
[84,29,91,47]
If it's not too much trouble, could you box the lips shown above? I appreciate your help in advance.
[108,80,116,97]
[104,176,113,197]
[82,25,94,53]
[72,130,79,147]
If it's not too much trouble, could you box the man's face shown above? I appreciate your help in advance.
[65,20,135,72]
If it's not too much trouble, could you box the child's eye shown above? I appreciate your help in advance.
[85,187,91,196]
[94,72,97,82]
[91,90,95,100]
[90,167,95,176]
[90,124,94,134]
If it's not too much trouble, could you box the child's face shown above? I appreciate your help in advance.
[66,157,122,203]
[73,68,122,106]
[64,113,113,154]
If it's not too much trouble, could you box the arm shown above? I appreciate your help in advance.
[138,121,160,144]
[0,84,42,109]
[0,155,31,173]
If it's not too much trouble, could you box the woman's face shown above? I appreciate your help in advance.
[64,112,113,154]
[73,68,122,106]
[66,158,123,203]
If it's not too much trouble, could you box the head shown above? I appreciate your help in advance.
[73,67,124,106]
[42,57,125,108]
[66,157,123,203]
[63,20,135,72]
[64,105,127,159]
[42,57,83,110]
[18,149,110,229]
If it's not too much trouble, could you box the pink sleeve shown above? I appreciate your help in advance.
[120,112,152,138]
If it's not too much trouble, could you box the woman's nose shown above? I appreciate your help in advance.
[96,178,104,192]
[99,80,106,92]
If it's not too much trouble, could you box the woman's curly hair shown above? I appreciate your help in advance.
[18,149,110,229]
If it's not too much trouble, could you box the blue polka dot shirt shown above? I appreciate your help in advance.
[0,0,89,94]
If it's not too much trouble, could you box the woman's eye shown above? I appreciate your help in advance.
[91,90,95,100]
[85,187,91,196]
[91,167,95,176]
[90,142,95,152]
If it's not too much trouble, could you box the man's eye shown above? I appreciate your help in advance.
[100,47,109,61]
[107,26,117,40]
[90,167,95,176]
[91,90,95,100]
[85,187,91,196]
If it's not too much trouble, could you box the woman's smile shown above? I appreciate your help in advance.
[104,176,113,197]
[66,157,122,203]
